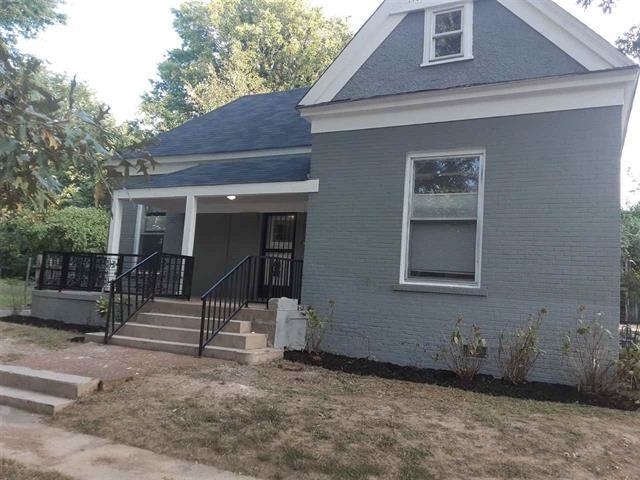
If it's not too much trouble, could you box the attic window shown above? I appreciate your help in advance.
[423,2,474,66]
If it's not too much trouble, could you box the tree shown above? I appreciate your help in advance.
[0,0,66,42]
[577,0,640,59]
[141,0,352,131]
[0,0,153,212]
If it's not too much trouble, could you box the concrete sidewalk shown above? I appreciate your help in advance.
[0,406,259,480]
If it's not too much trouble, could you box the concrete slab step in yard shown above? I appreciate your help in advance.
[85,332,282,365]
[0,365,100,415]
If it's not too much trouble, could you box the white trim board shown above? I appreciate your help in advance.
[113,179,320,201]
[300,68,639,135]
[299,0,635,107]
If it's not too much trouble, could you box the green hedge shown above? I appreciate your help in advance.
[0,207,110,277]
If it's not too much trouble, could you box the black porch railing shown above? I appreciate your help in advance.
[37,252,143,292]
[199,255,303,355]
[104,252,195,342]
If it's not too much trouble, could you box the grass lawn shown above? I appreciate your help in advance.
[0,458,73,480]
[51,361,640,480]
[0,278,32,310]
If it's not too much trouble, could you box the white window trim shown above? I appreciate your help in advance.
[422,1,473,67]
[399,148,486,290]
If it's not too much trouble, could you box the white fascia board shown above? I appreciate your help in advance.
[113,179,320,201]
[299,1,406,107]
[497,0,635,70]
[300,69,638,134]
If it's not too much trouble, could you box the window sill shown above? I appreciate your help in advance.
[420,56,473,67]
[394,283,487,296]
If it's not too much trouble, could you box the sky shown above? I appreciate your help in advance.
[18,0,640,204]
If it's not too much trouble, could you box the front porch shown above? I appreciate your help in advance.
[32,160,318,363]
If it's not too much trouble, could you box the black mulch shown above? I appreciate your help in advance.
[284,350,640,412]
[0,315,102,334]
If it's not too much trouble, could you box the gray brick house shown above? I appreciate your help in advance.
[33,0,638,383]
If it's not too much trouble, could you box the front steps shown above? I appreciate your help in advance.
[86,299,282,365]
[0,365,100,415]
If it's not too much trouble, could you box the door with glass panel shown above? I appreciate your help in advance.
[260,214,297,298]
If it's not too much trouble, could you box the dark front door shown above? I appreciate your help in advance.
[260,214,297,299]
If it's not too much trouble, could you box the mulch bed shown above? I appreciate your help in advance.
[0,315,102,334]
[284,350,640,411]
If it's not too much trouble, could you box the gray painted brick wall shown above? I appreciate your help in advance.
[302,107,622,384]
[335,0,586,102]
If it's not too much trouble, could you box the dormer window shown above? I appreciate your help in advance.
[423,1,474,66]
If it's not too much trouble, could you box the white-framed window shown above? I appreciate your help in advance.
[400,149,485,288]
[423,1,474,66]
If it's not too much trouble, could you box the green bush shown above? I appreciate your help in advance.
[0,207,109,277]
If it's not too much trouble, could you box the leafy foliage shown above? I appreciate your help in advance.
[141,0,352,131]
[617,342,640,390]
[576,0,640,59]
[0,0,66,42]
[434,317,487,384]
[497,309,547,384]
[562,306,617,394]
[0,207,109,276]
[302,299,335,354]
[0,0,153,211]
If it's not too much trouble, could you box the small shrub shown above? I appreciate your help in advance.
[301,299,335,354]
[617,343,640,390]
[497,308,547,384]
[562,306,617,394]
[435,317,487,384]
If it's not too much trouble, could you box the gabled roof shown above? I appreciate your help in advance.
[123,155,311,190]
[299,0,636,107]
[148,87,311,157]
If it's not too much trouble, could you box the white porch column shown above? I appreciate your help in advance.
[107,198,123,254]
[181,195,198,257]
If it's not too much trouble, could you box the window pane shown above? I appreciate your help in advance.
[414,156,479,194]
[144,213,166,233]
[435,10,462,34]
[434,34,462,58]
[412,193,477,219]
[409,220,476,280]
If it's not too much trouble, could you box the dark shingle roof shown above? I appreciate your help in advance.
[124,155,311,190]
[147,87,311,157]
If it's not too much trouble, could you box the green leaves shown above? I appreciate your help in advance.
[141,0,352,131]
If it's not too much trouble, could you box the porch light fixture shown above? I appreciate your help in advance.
[226,195,237,201]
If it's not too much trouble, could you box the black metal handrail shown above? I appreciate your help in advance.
[199,255,303,355]
[104,251,195,343]
[104,252,161,343]
[37,251,143,292]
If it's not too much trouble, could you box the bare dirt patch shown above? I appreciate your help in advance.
[51,360,640,480]
[0,321,79,362]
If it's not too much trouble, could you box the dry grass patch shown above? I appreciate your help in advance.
[0,321,78,350]
[0,458,73,480]
[52,361,640,480]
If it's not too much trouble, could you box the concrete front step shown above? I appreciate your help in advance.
[135,312,252,334]
[150,299,276,322]
[118,323,267,350]
[0,385,75,415]
[0,365,100,400]
[86,332,282,365]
